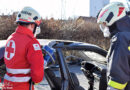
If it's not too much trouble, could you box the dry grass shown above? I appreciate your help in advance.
[0,15,110,50]
[38,17,110,50]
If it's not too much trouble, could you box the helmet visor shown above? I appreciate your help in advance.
[99,23,106,32]
[99,24,111,37]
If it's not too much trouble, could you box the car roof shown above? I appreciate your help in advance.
[0,39,102,51]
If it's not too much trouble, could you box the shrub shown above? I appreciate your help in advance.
[0,15,110,50]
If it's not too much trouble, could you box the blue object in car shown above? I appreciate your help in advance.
[42,45,55,66]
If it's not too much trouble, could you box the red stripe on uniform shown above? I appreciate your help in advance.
[6,72,30,77]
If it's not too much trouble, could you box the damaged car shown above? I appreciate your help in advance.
[0,39,108,90]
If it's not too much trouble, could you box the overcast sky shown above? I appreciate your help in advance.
[0,0,89,19]
[0,0,129,19]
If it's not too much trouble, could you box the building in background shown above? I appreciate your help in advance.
[89,0,109,17]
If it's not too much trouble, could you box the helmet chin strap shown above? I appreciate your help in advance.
[108,22,118,37]
[33,24,37,34]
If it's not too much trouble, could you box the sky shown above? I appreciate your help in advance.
[0,0,129,19]
[0,0,89,19]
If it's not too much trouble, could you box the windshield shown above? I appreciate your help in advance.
[83,51,106,63]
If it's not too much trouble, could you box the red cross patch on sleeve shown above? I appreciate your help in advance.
[33,44,41,51]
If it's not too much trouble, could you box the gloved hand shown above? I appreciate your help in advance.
[42,45,55,67]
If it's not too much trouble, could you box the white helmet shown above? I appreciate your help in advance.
[97,2,126,37]
[97,2,126,26]
[16,7,42,26]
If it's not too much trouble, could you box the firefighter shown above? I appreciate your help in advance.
[3,7,44,90]
[97,2,130,90]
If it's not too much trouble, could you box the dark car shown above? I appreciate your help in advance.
[0,39,108,90]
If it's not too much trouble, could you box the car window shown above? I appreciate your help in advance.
[62,50,106,64]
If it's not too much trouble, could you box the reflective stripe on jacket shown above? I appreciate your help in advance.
[4,68,31,82]
[6,68,31,74]
[4,74,31,82]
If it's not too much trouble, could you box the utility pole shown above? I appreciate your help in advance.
[61,0,66,20]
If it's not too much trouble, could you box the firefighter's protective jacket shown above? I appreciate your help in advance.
[107,16,130,90]
[3,25,44,90]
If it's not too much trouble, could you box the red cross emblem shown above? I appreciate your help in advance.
[4,40,15,60]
